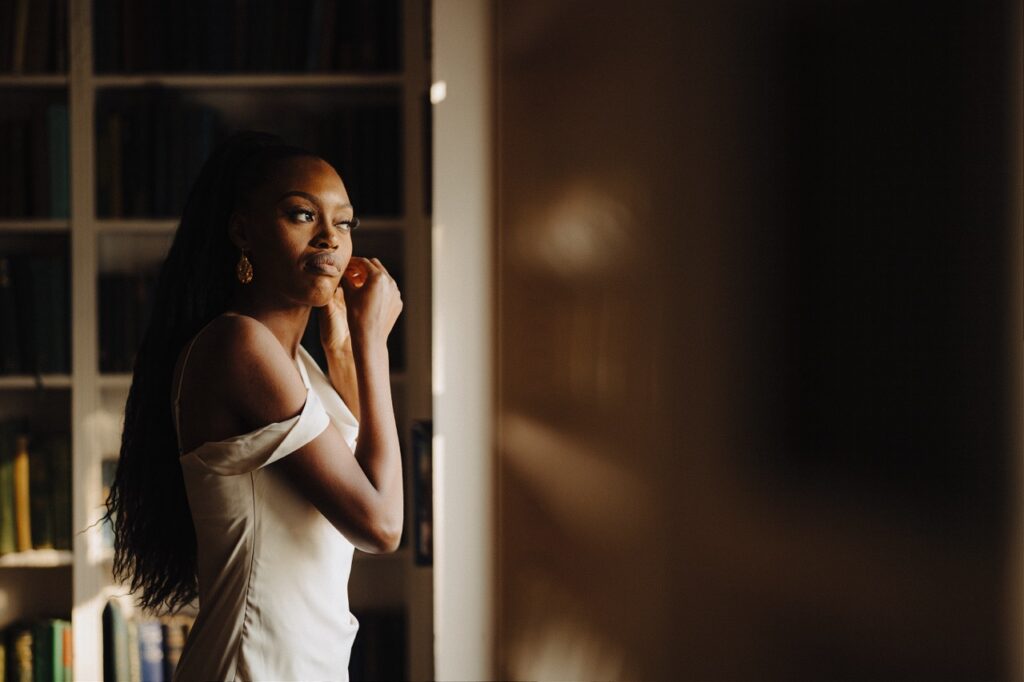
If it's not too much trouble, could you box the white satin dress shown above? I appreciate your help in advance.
[171,317,360,681]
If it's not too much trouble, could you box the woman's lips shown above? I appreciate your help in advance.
[305,253,340,275]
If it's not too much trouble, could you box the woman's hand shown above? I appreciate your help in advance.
[318,281,353,355]
[340,257,403,349]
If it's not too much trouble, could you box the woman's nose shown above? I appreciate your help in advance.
[313,224,339,248]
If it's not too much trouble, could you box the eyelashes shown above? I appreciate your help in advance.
[286,208,359,231]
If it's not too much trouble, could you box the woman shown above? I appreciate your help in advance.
[103,131,404,680]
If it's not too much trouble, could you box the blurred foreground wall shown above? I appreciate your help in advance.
[493,1,1023,679]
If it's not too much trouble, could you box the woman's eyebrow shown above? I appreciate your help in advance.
[277,190,352,212]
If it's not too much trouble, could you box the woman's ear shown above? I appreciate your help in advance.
[228,209,249,250]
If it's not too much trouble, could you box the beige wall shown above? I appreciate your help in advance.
[490,1,1023,680]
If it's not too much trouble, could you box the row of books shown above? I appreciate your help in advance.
[99,271,159,374]
[0,253,70,376]
[0,0,68,74]
[0,104,69,218]
[95,91,403,218]
[103,600,194,682]
[0,420,71,555]
[96,93,222,219]
[92,0,400,74]
[3,618,72,682]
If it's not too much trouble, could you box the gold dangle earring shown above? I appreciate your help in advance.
[236,248,254,284]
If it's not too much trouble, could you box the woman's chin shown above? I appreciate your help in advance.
[307,283,340,307]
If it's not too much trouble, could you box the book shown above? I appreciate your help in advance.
[0,419,17,554]
[8,622,32,682]
[60,621,71,681]
[29,112,49,217]
[23,0,51,73]
[412,420,433,566]
[0,256,22,373]
[45,432,70,551]
[27,432,54,550]
[102,601,130,682]
[52,0,67,72]
[30,618,61,682]
[10,119,29,217]
[10,0,29,74]
[27,255,68,374]
[126,618,141,682]
[12,433,30,552]
[137,620,164,682]
[47,104,68,219]
[160,617,187,681]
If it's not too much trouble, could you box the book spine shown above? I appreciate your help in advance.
[0,256,23,374]
[54,254,69,374]
[53,0,67,72]
[27,257,52,373]
[126,617,141,682]
[24,0,51,73]
[103,601,130,682]
[28,432,54,550]
[137,621,165,682]
[10,624,32,682]
[30,619,55,682]
[0,420,15,554]
[13,433,31,552]
[160,618,186,680]
[47,104,69,219]
[11,0,29,74]
[61,620,72,682]
[10,120,29,217]
[10,255,38,375]
[29,111,49,218]
[49,432,70,550]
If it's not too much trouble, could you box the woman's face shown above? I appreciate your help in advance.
[232,155,356,308]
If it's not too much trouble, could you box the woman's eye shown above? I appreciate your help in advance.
[289,209,315,222]
[336,217,360,232]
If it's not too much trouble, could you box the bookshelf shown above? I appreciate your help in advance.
[0,0,433,679]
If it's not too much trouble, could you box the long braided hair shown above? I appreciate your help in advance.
[102,130,320,613]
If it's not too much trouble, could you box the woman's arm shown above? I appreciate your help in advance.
[326,342,360,422]
[270,338,403,552]
[272,258,404,552]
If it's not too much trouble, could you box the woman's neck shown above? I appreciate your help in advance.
[230,284,309,356]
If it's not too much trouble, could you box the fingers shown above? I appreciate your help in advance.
[347,257,396,284]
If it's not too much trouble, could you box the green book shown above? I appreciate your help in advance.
[30,619,60,682]
[0,419,16,554]
[27,434,53,550]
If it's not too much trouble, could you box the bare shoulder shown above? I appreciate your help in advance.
[177,313,308,447]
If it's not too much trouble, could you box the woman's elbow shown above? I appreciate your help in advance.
[364,519,402,554]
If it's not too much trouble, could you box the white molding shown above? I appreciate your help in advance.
[0,550,73,568]
[433,2,495,680]
[0,375,73,390]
